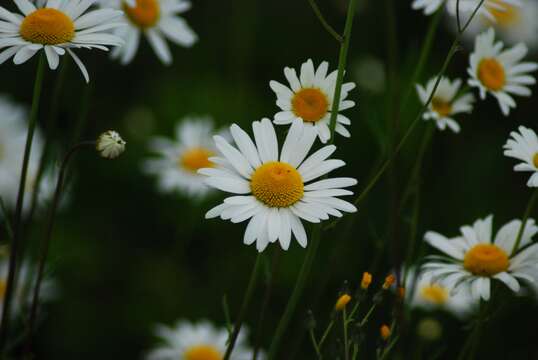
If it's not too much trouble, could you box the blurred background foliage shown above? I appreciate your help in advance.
[1,0,537,358]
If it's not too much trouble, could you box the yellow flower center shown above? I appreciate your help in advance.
[420,284,449,305]
[477,58,506,91]
[487,1,521,27]
[0,279,6,300]
[250,162,304,208]
[179,147,214,172]
[184,345,222,360]
[431,97,453,117]
[463,244,509,276]
[19,8,75,45]
[533,153,538,169]
[292,88,329,122]
[123,0,160,29]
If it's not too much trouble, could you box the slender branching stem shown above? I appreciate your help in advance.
[306,0,343,43]
[343,308,349,360]
[309,328,322,359]
[0,198,14,241]
[318,318,335,350]
[511,189,538,256]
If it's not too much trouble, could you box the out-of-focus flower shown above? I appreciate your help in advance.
[412,0,522,20]
[270,59,356,143]
[422,215,538,302]
[503,126,538,187]
[96,130,126,159]
[380,324,391,341]
[102,0,197,65]
[200,119,357,252]
[468,28,537,116]
[353,56,385,94]
[417,317,443,341]
[361,272,372,290]
[0,0,124,82]
[335,294,351,311]
[416,77,474,133]
[383,274,395,290]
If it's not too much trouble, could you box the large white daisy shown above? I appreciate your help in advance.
[412,0,522,19]
[199,119,358,252]
[503,125,538,187]
[102,0,197,65]
[467,27,537,116]
[147,320,257,360]
[0,0,124,82]
[416,76,474,133]
[269,59,356,144]
[142,117,222,198]
[422,215,538,302]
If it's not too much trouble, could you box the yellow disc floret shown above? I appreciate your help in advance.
[477,58,506,92]
[292,88,329,122]
[487,1,521,27]
[250,162,304,208]
[463,244,509,276]
[431,97,453,117]
[20,8,75,45]
[123,0,160,29]
[420,284,449,305]
[533,153,538,169]
[184,345,222,360]
[180,147,214,172]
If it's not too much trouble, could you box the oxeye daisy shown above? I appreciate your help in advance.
[422,215,538,302]
[142,117,223,198]
[146,320,258,360]
[416,77,475,133]
[102,0,197,65]
[199,118,358,252]
[467,27,537,116]
[503,126,538,187]
[0,0,124,82]
[413,0,522,19]
[269,59,356,144]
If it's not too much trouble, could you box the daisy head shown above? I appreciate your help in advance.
[142,117,222,198]
[146,320,257,360]
[270,59,356,144]
[416,77,475,133]
[199,119,358,252]
[0,0,124,82]
[467,27,537,116]
[503,126,538,187]
[423,215,538,302]
[102,0,197,65]
[413,0,522,18]
[485,0,538,49]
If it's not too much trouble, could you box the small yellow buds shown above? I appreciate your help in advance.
[382,274,395,290]
[335,294,351,311]
[361,272,372,290]
[380,324,391,341]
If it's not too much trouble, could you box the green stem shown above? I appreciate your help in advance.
[0,54,46,351]
[223,253,262,360]
[306,0,343,43]
[343,308,349,360]
[0,198,14,241]
[309,328,322,359]
[379,335,400,360]
[359,302,377,326]
[511,189,538,256]
[318,318,335,350]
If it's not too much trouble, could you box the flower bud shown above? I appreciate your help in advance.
[96,130,126,159]
[380,324,391,341]
[382,274,395,290]
[335,294,351,311]
[361,272,372,290]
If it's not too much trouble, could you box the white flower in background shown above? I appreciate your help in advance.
[416,77,474,133]
[147,320,258,360]
[0,0,124,82]
[503,126,538,187]
[467,28,537,115]
[102,0,197,65]
[412,0,522,19]
[422,215,538,302]
[200,119,357,252]
[96,130,126,159]
[353,56,386,95]
[142,117,222,198]
[270,59,356,143]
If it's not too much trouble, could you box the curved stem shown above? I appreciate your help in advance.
[343,308,349,360]
[0,54,46,351]
[456,0,462,33]
[511,188,538,256]
[307,0,343,43]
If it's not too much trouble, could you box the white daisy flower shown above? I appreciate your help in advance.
[422,215,538,302]
[199,118,358,252]
[416,77,475,133]
[96,130,126,159]
[147,320,258,360]
[142,117,222,198]
[467,27,537,116]
[269,59,356,144]
[0,0,124,82]
[413,0,522,19]
[503,126,538,187]
[102,0,197,65]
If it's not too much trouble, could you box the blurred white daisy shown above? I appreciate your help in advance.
[147,320,258,360]
[200,118,357,252]
[102,0,197,65]
[416,77,474,133]
[503,126,538,187]
[142,117,222,198]
[422,215,538,302]
[413,0,521,19]
[269,59,356,143]
[0,0,124,82]
[467,27,537,115]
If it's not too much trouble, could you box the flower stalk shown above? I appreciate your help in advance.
[511,188,538,256]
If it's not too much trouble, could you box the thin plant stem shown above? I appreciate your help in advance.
[0,198,14,241]
[318,318,335,350]
[379,335,400,360]
[456,0,463,33]
[309,328,322,359]
[511,188,538,256]
[343,308,349,360]
[347,299,362,321]
[223,253,262,360]
[359,302,377,326]
[0,54,46,350]
[306,0,343,43]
